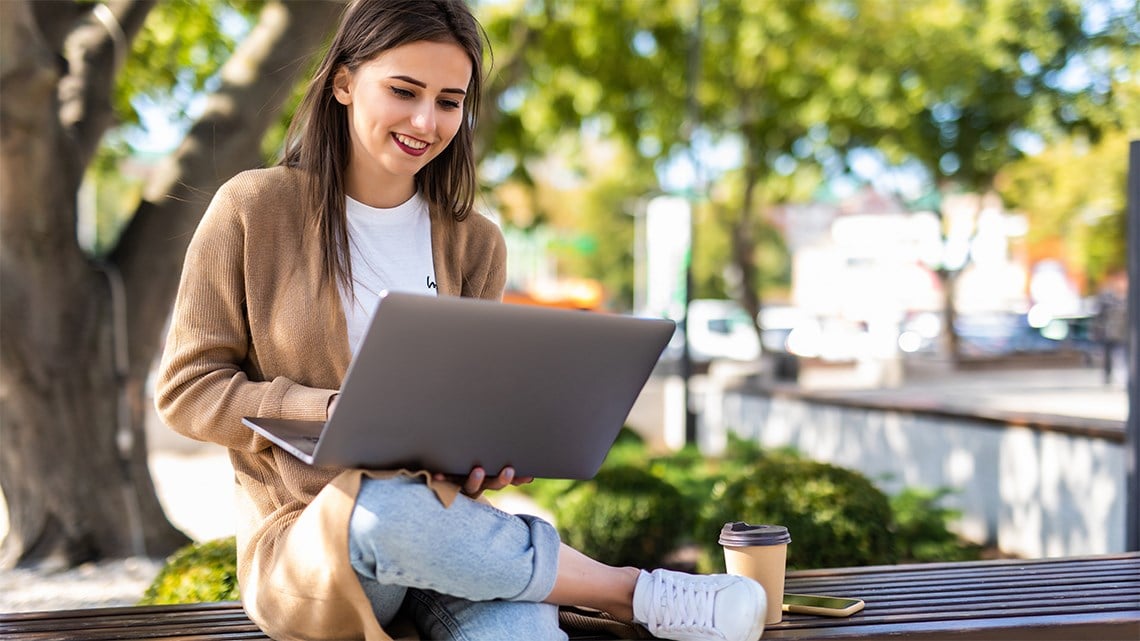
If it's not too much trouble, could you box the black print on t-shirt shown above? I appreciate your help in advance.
[426,276,437,290]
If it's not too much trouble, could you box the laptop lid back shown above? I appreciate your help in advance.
[310,292,674,478]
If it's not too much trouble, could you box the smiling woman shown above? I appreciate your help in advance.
[153,1,767,640]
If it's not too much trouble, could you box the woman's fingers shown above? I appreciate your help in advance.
[463,467,486,496]
[436,466,527,497]
[484,466,514,491]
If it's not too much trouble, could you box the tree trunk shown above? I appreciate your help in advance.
[0,0,341,569]
[732,121,765,336]
[936,189,991,366]
[733,166,763,332]
[937,268,962,364]
[0,0,163,568]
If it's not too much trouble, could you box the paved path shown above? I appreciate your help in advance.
[816,364,1127,423]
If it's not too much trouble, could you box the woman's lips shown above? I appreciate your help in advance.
[393,133,429,157]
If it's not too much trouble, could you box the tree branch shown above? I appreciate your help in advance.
[59,0,156,183]
[477,10,540,161]
[110,0,342,383]
[0,0,72,243]
[30,0,86,59]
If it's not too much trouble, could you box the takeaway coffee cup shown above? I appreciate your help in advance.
[719,522,791,625]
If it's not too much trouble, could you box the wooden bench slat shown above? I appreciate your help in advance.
[781,559,1134,588]
[0,601,236,623]
[785,578,1140,602]
[784,565,1138,595]
[0,603,259,641]
[782,552,1139,576]
[795,593,1139,615]
[766,612,1140,640]
[788,563,1140,585]
[785,579,1139,602]
[6,615,261,634]
[6,630,269,641]
[777,602,1140,627]
[780,555,1138,586]
[1,614,252,631]
[2,610,253,634]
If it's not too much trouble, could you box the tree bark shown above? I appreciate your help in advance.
[0,0,341,568]
[732,102,765,336]
[937,268,962,364]
[733,142,764,334]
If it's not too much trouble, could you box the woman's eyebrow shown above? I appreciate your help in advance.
[390,74,467,96]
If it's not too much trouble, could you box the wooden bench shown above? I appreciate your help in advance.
[3,553,1137,640]
[765,552,1140,640]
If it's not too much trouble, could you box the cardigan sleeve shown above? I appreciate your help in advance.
[154,179,336,453]
[463,213,508,302]
[478,226,507,301]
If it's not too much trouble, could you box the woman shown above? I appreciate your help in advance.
[156,1,765,640]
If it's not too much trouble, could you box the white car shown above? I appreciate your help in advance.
[674,299,762,362]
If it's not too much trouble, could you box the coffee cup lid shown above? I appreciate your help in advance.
[718,522,791,547]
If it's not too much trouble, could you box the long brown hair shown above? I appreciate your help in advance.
[280,0,487,294]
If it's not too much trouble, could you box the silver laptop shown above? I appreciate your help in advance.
[242,291,674,479]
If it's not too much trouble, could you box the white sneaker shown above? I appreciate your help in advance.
[631,568,766,641]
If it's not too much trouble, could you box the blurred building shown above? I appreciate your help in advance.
[771,187,1035,327]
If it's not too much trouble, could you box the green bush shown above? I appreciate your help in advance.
[699,456,897,571]
[519,426,647,512]
[891,487,982,563]
[647,434,773,509]
[140,537,240,605]
[552,464,693,569]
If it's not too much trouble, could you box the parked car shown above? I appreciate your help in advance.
[662,299,762,363]
[901,311,1096,360]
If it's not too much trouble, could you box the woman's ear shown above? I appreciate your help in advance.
[332,67,353,106]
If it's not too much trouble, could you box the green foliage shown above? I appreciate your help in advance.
[89,1,287,255]
[139,537,240,605]
[525,432,973,573]
[995,130,1132,287]
[92,0,1137,307]
[116,1,261,128]
[646,434,771,512]
[699,455,897,572]
[477,0,1137,309]
[552,464,693,570]
[890,487,982,563]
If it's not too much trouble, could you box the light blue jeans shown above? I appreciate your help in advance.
[349,476,567,640]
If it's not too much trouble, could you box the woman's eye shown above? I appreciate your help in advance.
[439,99,462,110]
[390,86,415,99]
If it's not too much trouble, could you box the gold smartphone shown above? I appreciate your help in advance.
[782,593,865,617]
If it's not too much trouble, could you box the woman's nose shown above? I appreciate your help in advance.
[410,103,435,132]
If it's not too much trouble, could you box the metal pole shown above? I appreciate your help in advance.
[1126,140,1139,552]
[681,0,703,445]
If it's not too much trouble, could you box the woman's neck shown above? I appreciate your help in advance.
[343,169,415,209]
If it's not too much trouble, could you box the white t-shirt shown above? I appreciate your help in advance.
[340,193,436,355]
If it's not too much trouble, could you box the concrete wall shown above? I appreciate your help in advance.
[705,388,1127,559]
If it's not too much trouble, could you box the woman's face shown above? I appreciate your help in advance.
[333,40,472,207]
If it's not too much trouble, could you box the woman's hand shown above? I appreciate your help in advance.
[435,466,534,499]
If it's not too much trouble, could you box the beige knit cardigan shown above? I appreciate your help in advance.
[155,166,507,641]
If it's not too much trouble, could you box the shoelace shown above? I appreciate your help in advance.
[648,572,718,633]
